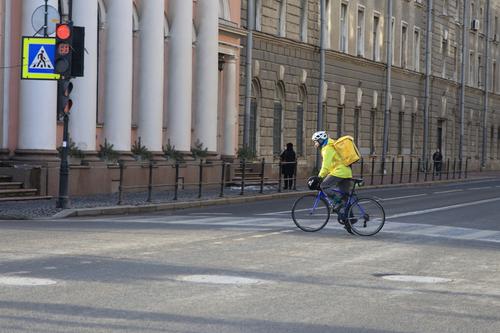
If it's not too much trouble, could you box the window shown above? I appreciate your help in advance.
[391,17,395,65]
[469,51,475,85]
[218,0,230,20]
[357,7,365,57]
[497,126,500,158]
[322,103,328,132]
[443,0,449,16]
[325,0,332,48]
[401,23,408,68]
[453,45,458,81]
[300,0,308,42]
[442,37,448,78]
[249,79,261,154]
[340,3,348,53]
[255,0,262,31]
[490,126,495,158]
[495,16,499,40]
[297,86,307,156]
[478,54,483,87]
[277,0,287,37]
[337,106,344,137]
[414,28,420,71]
[373,15,380,61]
[273,82,285,155]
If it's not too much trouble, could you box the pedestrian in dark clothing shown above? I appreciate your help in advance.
[280,143,296,190]
[432,149,443,176]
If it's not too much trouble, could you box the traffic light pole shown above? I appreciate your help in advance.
[57,79,71,209]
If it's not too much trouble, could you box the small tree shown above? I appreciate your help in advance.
[236,145,256,161]
[163,140,184,162]
[98,139,119,162]
[131,137,153,161]
[191,139,209,159]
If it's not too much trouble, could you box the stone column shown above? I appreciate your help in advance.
[70,0,98,157]
[223,57,238,156]
[137,0,164,155]
[167,0,192,153]
[17,0,58,159]
[193,0,219,153]
[103,0,133,153]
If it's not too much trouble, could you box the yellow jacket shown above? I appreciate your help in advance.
[318,138,352,179]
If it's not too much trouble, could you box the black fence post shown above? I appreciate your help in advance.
[465,158,469,178]
[416,158,421,182]
[431,160,435,181]
[146,161,153,203]
[117,160,124,205]
[370,157,375,185]
[260,158,265,194]
[198,159,203,199]
[293,160,298,190]
[219,162,226,198]
[446,158,450,180]
[240,159,246,196]
[408,158,413,183]
[278,160,282,193]
[360,158,364,180]
[458,159,463,179]
[173,162,179,201]
[452,159,456,179]
[380,158,385,185]
[399,157,404,184]
[439,160,443,180]
[390,157,395,184]
[424,160,429,182]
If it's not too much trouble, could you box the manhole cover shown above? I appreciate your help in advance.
[176,275,267,285]
[380,275,452,283]
[0,276,58,286]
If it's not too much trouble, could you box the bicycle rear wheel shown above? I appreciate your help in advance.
[292,194,330,232]
[346,197,385,236]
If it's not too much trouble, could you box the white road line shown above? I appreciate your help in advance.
[433,189,463,194]
[387,197,500,219]
[469,187,490,190]
[380,194,427,201]
[189,213,233,216]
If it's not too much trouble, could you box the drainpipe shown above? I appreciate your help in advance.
[423,0,433,168]
[481,0,491,169]
[316,0,326,170]
[243,0,255,149]
[2,0,11,149]
[459,0,469,164]
[382,0,393,173]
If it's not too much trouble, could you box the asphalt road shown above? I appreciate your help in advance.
[0,178,499,332]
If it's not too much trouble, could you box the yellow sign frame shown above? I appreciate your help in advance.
[21,37,60,80]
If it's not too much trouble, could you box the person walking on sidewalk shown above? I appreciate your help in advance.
[280,142,296,190]
[433,148,443,176]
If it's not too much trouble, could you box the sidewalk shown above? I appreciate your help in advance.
[0,171,498,220]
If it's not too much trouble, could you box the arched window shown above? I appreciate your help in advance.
[297,85,307,156]
[250,79,262,154]
[274,81,285,155]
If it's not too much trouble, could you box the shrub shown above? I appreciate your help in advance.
[163,140,184,162]
[191,139,209,159]
[131,137,153,160]
[98,139,119,162]
[236,145,256,161]
[57,138,85,159]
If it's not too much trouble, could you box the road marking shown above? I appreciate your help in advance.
[469,187,489,190]
[433,189,463,194]
[380,194,427,201]
[189,213,233,216]
[386,197,500,219]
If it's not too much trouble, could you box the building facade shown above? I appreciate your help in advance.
[240,0,500,171]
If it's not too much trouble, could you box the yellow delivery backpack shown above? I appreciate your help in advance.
[333,136,361,166]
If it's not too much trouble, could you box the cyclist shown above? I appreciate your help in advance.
[311,131,352,212]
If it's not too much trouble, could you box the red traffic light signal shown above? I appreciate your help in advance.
[55,23,73,79]
[56,23,72,40]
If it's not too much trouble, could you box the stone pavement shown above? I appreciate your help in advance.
[0,171,498,220]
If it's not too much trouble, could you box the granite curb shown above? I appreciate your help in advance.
[47,176,495,219]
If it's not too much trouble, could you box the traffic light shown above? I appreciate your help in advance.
[57,80,73,119]
[55,23,73,79]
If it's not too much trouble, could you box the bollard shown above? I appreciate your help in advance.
[146,161,153,203]
[219,162,226,198]
[117,160,124,205]
[173,162,179,200]
[260,158,265,194]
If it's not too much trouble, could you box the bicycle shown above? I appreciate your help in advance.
[291,178,385,236]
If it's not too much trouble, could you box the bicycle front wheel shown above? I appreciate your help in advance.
[292,194,330,232]
[346,197,385,236]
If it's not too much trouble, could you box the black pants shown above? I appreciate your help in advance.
[283,172,294,189]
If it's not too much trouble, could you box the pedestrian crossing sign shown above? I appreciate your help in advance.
[21,37,60,80]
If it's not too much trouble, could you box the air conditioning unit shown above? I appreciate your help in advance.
[471,19,480,31]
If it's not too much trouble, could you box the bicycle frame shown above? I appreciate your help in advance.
[311,182,367,217]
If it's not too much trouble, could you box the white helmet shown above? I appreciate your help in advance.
[311,131,328,142]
